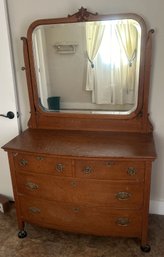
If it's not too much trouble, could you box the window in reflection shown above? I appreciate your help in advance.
[85,20,141,106]
[99,22,127,66]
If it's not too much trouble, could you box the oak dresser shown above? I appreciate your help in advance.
[2,7,156,253]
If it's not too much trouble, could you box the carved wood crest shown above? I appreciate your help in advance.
[68,7,98,21]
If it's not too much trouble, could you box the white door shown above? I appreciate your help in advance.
[0,0,19,198]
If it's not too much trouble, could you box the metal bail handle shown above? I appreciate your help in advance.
[0,111,15,119]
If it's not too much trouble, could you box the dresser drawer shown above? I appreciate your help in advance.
[19,196,142,237]
[16,173,144,208]
[75,160,145,181]
[13,153,73,176]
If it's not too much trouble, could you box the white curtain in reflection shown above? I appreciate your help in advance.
[86,20,139,105]
[85,22,105,91]
[116,20,138,92]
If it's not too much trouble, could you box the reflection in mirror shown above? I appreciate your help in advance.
[32,19,141,114]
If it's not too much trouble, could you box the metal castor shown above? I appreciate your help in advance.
[18,230,27,238]
[140,244,151,252]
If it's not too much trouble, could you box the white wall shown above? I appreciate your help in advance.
[45,24,90,106]
[7,0,164,214]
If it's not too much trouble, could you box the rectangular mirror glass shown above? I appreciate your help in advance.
[32,19,141,115]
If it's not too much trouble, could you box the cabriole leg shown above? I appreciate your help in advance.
[17,221,27,238]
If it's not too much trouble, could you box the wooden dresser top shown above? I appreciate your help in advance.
[3,129,156,159]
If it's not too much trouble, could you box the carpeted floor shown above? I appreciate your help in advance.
[0,203,164,257]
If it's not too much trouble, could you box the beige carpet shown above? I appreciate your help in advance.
[0,203,164,257]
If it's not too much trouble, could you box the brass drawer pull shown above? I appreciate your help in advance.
[127,167,136,176]
[116,192,131,200]
[36,156,44,161]
[73,207,80,213]
[26,182,39,190]
[19,159,28,166]
[29,207,40,214]
[116,217,130,226]
[83,166,93,174]
[56,163,64,172]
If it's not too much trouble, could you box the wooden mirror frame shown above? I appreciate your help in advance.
[22,7,154,132]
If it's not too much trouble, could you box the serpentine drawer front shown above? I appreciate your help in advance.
[13,153,73,177]
[13,153,145,180]
[16,172,144,208]
[19,195,142,237]
[75,160,145,180]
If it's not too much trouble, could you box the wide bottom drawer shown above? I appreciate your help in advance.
[19,196,142,238]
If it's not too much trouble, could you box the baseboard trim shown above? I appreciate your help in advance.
[149,200,164,215]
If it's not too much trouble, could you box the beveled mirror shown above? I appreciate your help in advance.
[32,17,142,115]
[22,7,154,131]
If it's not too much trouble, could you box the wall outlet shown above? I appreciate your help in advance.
[0,195,10,213]
[0,203,4,213]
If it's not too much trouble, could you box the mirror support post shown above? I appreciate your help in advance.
[142,29,154,132]
[21,37,37,128]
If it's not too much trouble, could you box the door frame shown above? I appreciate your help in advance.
[0,0,20,198]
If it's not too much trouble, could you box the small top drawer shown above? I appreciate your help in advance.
[13,153,73,177]
[75,160,145,180]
